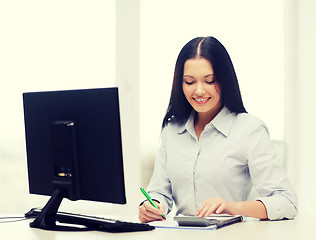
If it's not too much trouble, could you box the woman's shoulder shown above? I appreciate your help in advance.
[161,116,188,136]
[162,117,184,131]
[233,112,268,133]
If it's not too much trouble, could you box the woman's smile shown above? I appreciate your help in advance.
[193,97,211,104]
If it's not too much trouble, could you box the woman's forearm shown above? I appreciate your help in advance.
[234,200,268,219]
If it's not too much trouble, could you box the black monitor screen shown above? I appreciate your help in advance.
[23,87,126,205]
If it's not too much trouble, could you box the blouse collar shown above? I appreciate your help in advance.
[178,106,237,138]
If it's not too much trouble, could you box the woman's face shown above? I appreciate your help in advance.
[182,57,222,119]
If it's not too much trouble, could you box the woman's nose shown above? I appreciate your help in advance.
[195,82,205,96]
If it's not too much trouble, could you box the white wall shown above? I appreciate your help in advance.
[294,0,316,217]
[0,0,118,215]
[116,0,142,214]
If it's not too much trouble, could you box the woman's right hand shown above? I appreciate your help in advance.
[138,200,166,223]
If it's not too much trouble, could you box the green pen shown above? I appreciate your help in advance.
[140,188,166,220]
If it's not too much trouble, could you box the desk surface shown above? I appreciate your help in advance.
[0,214,315,240]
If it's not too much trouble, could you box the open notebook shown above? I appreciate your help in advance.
[152,214,243,230]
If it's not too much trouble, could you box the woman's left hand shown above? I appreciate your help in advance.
[196,197,239,217]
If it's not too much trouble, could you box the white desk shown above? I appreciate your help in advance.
[0,214,315,240]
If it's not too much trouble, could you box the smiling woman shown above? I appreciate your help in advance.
[138,36,297,223]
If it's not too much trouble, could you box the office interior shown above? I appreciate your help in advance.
[0,0,315,220]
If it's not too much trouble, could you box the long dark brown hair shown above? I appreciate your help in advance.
[162,36,247,128]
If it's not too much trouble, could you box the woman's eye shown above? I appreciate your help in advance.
[205,75,215,84]
[184,81,194,85]
[206,80,215,85]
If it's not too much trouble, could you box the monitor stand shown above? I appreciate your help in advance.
[29,188,90,231]
[29,121,92,231]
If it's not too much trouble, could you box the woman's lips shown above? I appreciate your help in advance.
[193,97,211,104]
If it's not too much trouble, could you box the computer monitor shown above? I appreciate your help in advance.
[23,87,126,231]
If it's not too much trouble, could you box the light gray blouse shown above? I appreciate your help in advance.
[146,107,298,220]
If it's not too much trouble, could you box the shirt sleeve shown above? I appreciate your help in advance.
[246,124,298,220]
[144,126,174,214]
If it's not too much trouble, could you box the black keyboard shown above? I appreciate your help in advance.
[25,208,155,233]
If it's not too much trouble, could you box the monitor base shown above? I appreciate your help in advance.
[29,188,90,231]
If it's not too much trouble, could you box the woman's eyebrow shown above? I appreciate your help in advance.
[204,74,214,77]
[183,75,194,78]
